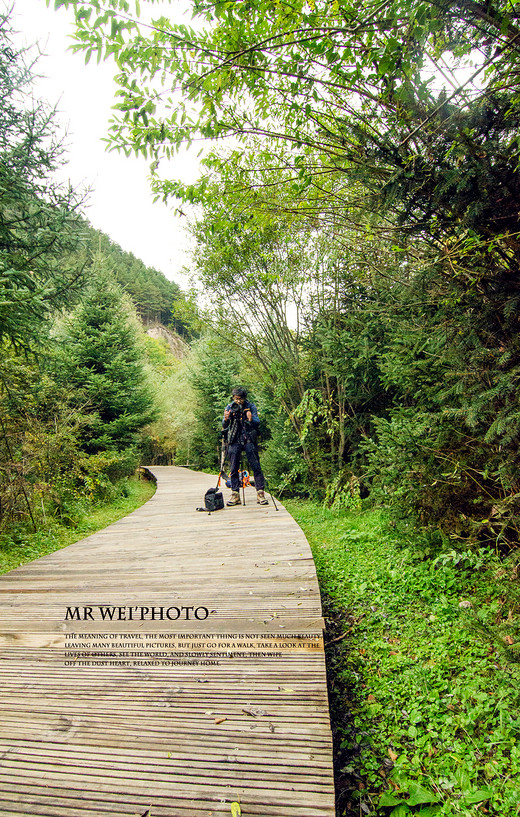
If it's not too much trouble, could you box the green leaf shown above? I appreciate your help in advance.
[407,783,440,806]
[463,788,492,804]
[379,791,404,807]
[389,805,411,816]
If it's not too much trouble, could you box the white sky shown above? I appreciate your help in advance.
[9,0,200,286]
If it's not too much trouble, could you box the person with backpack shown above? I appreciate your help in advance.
[222,387,268,506]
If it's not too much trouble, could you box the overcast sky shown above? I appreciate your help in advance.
[9,0,199,286]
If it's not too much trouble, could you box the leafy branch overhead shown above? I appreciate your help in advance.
[53,0,520,242]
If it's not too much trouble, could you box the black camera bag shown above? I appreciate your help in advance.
[204,487,224,512]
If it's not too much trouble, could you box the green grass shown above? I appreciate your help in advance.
[285,499,520,817]
[0,474,156,575]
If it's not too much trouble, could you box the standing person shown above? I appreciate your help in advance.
[222,387,268,506]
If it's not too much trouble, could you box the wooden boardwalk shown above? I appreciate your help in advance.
[0,466,335,816]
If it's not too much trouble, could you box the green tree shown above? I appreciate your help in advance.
[58,0,520,228]
[170,288,202,340]
[0,9,85,351]
[0,346,86,530]
[362,261,520,547]
[186,333,245,470]
[0,9,88,530]
[57,262,157,459]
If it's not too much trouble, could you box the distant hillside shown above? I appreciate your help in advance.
[145,323,189,358]
[78,221,186,330]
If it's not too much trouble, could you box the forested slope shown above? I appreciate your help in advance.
[79,224,181,326]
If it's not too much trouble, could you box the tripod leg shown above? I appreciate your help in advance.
[217,440,224,488]
[217,437,229,490]
[240,453,246,506]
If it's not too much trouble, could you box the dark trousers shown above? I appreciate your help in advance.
[228,440,265,492]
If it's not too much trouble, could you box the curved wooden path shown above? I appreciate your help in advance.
[0,466,335,816]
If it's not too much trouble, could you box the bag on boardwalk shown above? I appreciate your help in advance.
[202,487,224,512]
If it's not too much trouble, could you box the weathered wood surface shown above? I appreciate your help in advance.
[0,466,335,816]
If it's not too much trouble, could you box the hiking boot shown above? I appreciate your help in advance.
[257,490,269,505]
[226,491,241,506]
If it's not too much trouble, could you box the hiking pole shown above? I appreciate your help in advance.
[264,475,279,511]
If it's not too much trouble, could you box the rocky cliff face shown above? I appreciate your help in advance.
[145,324,189,359]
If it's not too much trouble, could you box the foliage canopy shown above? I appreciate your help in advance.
[56,0,520,547]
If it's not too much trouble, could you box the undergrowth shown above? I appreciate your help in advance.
[285,500,520,817]
[0,473,155,575]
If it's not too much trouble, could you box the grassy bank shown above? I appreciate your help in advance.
[285,500,520,817]
[0,473,156,575]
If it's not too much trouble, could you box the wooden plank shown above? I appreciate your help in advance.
[0,466,335,816]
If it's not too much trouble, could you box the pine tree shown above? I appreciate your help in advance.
[58,262,157,456]
[0,10,84,351]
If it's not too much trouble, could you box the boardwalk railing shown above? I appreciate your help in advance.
[0,465,335,816]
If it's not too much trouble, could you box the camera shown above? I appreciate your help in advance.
[229,402,243,416]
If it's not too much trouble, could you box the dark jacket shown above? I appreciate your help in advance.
[222,400,260,445]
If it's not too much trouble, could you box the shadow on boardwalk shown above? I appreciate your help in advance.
[0,465,335,816]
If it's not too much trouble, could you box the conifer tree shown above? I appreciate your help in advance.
[58,262,157,456]
[0,10,84,352]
